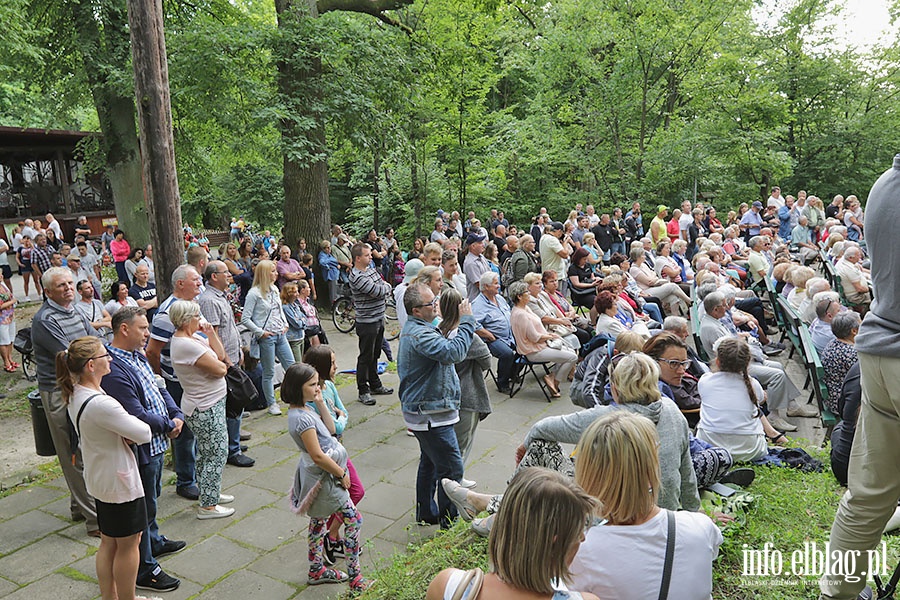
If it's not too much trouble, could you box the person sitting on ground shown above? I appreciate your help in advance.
[570,412,723,600]
[697,337,789,462]
[509,281,578,398]
[822,311,861,415]
[427,467,600,600]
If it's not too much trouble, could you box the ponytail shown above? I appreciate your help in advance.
[715,337,759,416]
[56,337,103,404]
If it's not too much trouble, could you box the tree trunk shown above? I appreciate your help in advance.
[373,151,381,232]
[275,0,332,304]
[71,0,151,248]
[126,0,183,299]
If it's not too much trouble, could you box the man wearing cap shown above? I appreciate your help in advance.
[539,221,570,293]
[650,205,668,246]
[740,201,765,241]
[463,233,491,302]
[395,258,425,328]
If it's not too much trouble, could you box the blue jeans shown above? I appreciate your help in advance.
[412,424,464,528]
[642,301,663,323]
[165,379,195,489]
[486,338,515,388]
[137,453,164,580]
[259,332,295,406]
[226,414,243,458]
[611,241,626,257]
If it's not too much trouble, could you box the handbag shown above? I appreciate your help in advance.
[450,567,484,600]
[225,365,259,418]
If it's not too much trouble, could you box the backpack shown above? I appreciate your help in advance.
[500,255,515,288]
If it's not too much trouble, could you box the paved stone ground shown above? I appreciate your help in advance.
[0,303,823,599]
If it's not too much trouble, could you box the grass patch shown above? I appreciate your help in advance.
[357,448,900,600]
[57,566,96,584]
[0,460,63,498]
[335,373,355,389]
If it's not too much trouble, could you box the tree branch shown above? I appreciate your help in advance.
[317,0,414,34]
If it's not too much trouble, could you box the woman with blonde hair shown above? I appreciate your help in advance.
[571,412,722,600]
[411,265,443,297]
[281,282,306,362]
[428,467,600,600]
[59,336,152,600]
[242,260,295,415]
[169,300,235,519]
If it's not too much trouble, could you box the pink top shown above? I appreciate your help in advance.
[511,306,548,356]
[276,258,303,288]
[109,238,130,262]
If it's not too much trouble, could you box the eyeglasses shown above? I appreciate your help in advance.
[89,353,111,361]
[414,298,439,309]
[214,270,229,275]
[657,358,691,370]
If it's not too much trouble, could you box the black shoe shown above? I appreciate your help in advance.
[327,536,346,560]
[497,384,511,394]
[358,393,376,406]
[136,570,181,592]
[323,536,340,566]
[176,485,200,501]
[720,468,756,488]
[240,432,251,441]
[227,454,256,467]
[153,538,187,559]
[71,512,86,522]
[858,585,874,600]
[240,444,249,452]
[371,386,394,395]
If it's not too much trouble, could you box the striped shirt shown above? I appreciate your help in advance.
[150,295,187,381]
[32,299,98,391]
[349,267,390,324]
[107,345,171,457]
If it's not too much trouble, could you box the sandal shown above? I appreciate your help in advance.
[543,374,561,396]
[4,365,15,373]
[349,575,375,593]
[766,431,788,445]
[307,566,349,585]
[441,478,479,522]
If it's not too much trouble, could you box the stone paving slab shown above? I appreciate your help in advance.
[193,569,296,600]
[166,534,258,586]
[0,534,89,585]
[1,573,97,600]
[0,510,70,555]
[0,486,65,522]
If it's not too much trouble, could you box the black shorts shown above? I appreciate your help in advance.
[95,496,147,538]
[0,265,10,280]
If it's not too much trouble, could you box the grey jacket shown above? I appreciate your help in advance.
[456,333,493,417]
[524,398,701,512]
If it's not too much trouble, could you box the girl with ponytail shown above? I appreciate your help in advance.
[697,337,788,461]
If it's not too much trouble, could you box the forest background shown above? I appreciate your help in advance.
[2,0,899,248]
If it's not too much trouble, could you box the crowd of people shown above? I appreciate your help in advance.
[9,182,879,599]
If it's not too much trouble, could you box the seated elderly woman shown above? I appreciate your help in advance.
[508,281,578,398]
[540,270,592,331]
[607,253,664,323]
[570,412,723,600]
[523,272,590,350]
[787,265,816,311]
[799,277,831,324]
[697,337,789,462]
[592,290,651,340]
[822,311,861,415]
[440,352,701,535]
[601,272,661,329]
[628,246,691,316]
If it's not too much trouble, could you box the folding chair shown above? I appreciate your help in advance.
[509,353,554,402]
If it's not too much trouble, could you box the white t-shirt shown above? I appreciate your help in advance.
[678,213,692,237]
[49,219,63,241]
[571,509,722,600]
[767,195,785,209]
[697,371,764,436]
[540,234,564,277]
[170,333,227,416]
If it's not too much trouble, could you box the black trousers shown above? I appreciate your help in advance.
[356,320,385,394]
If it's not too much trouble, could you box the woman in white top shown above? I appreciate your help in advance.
[59,336,152,600]
[169,300,235,520]
[697,337,787,461]
[628,246,691,315]
[105,281,138,316]
[427,467,600,600]
[571,412,722,600]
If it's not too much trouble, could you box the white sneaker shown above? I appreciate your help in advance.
[786,402,818,418]
[267,404,283,415]
[197,505,234,520]
[768,417,799,432]
[218,494,235,504]
[459,478,477,489]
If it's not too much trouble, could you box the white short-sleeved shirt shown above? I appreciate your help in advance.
[170,333,227,416]
[540,234,564,277]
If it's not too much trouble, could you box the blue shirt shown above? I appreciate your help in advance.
[740,211,763,236]
[471,293,513,345]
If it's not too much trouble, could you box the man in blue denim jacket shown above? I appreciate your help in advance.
[399,283,476,528]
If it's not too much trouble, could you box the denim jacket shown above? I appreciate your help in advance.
[282,300,306,342]
[398,314,476,414]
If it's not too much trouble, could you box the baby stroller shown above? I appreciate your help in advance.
[13,327,36,381]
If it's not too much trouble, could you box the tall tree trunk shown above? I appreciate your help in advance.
[71,0,150,248]
[275,0,332,302]
[373,151,381,232]
[126,0,183,299]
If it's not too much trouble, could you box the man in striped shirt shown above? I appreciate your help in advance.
[349,243,393,406]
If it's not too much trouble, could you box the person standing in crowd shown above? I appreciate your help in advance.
[318,240,341,304]
[32,266,100,536]
[109,230,131,285]
[129,264,158,323]
[30,233,55,290]
[276,245,304,289]
[0,236,11,292]
[77,240,102,297]
[399,282,475,528]
[0,275,16,372]
[242,260,295,415]
[169,301,234,520]
[74,215,91,238]
[539,221,571,295]
[105,281,138,317]
[462,232,490,302]
[102,307,185,592]
[821,155,900,600]
[200,261,255,468]
[16,236,39,299]
[147,265,203,501]
[60,336,152,600]
[75,280,112,339]
[349,243,392,406]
